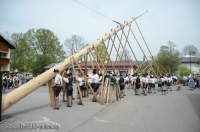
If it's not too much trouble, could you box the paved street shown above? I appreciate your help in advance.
[0,85,200,132]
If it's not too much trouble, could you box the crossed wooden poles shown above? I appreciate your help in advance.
[1,11,169,113]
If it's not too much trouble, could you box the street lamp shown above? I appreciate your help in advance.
[190,51,195,74]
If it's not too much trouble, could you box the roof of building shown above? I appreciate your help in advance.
[0,35,15,49]
[76,61,136,67]
[179,55,200,63]
[43,63,58,69]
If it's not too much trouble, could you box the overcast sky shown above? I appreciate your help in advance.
[0,0,200,60]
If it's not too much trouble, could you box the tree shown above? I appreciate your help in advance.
[155,42,181,75]
[119,49,131,62]
[2,29,66,74]
[182,44,199,56]
[64,35,86,56]
[31,55,51,76]
[177,66,190,83]
[168,41,176,53]
[9,33,32,72]
[25,29,66,75]
[92,44,109,62]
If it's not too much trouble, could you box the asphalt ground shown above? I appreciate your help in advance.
[0,84,200,132]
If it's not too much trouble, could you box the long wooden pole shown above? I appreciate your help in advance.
[71,58,84,106]
[73,57,99,102]
[102,42,116,75]
[114,28,135,74]
[134,19,161,76]
[1,11,148,112]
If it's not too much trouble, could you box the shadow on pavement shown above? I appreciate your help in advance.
[186,94,200,119]
[1,104,50,121]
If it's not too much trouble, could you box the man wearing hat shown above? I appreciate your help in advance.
[52,69,63,110]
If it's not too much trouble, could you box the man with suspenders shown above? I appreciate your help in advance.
[52,69,63,110]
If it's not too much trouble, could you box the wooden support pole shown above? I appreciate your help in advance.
[71,58,84,106]
[150,56,161,76]
[109,33,117,70]
[135,61,146,73]
[116,83,121,100]
[62,78,66,102]
[106,79,111,106]
[89,48,103,74]
[121,22,141,71]
[89,50,95,70]
[103,78,109,105]
[93,44,107,74]
[154,58,168,74]
[100,76,105,104]
[48,80,55,108]
[73,57,99,102]
[84,54,89,97]
[114,28,135,74]
[127,23,157,77]
[102,42,116,75]
[109,35,129,75]
[114,28,124,65]
[139,62,152,75]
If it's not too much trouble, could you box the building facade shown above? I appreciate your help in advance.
[179,55,200,74]
[0,35,15,73]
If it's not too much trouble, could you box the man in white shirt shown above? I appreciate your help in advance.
[75,74,83,105]
[52,69,63,110]
[167,76,172,91]
[88,71,99,102]
[151,76,156,94]
[142,74,147,96]
[172,75,177,85]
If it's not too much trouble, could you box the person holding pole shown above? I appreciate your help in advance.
[87,70,99,102]
[52,69,63,110]
[62,70,73,107]
[75,74,83,105]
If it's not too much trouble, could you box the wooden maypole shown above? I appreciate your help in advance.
[1,11,148,112]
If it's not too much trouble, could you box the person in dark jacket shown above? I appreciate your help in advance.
[62,70,73,107]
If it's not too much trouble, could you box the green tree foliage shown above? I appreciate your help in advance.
[25,29,66,75]
[9,33,32,72]
[92,44,109,62]
[2,29,66,75]
[177,65,190,83]
[31,55,51,75]
[155,41,180,75]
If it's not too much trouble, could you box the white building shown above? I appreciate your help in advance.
[179,55,200,74]
[74,61,137,76]
[44,61,138,76]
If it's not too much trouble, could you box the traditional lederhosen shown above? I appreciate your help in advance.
[135,77,141,89]
[151,78,156,88]
[54,75,62,97]
[142,77,147,88]
[66,77,73,96]
[91,75,98,92]
[119,77,125,91]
